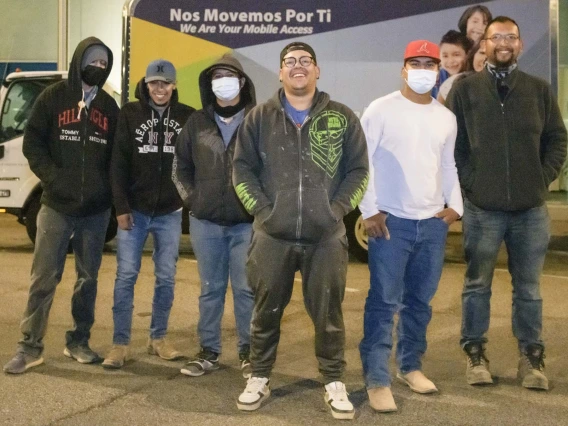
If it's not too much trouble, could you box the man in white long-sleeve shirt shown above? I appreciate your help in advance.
[358,40,463,413]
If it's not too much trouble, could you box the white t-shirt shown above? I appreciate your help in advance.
[358,90,463,220]
[438,73,460,102]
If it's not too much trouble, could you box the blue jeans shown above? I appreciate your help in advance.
[460,199,549,352]
[359,215,448,388]
[112,209,182,345]
[190,216,253,354]
[19,205,110,357]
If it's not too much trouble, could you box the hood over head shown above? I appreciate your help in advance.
[68,37,113,94]
[198,54,256,111]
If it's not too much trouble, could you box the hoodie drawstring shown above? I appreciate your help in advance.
[77,89,86,120]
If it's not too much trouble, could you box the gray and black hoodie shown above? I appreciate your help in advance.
[23,37,119,217]
[233,88,369,244]
[172,54,255,226]
[111,78,194,217]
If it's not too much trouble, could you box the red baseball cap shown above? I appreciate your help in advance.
[404,40,441,62]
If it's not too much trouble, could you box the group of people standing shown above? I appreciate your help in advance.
[3,12,567,421]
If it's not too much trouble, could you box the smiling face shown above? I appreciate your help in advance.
[147,80,175,106]
[466,11,487,43]
[483,21,523,68]
[473,46,486,72]
[440,43,467,76]
[279,49,320,96]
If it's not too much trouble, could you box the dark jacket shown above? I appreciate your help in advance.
[111,78,194,217]
[22,37,120,217]
[446,68,567,211]
[233,88,369,244]
[172,54,255,226]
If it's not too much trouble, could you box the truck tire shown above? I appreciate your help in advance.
[24,194,41,243]
[344,208,368,263]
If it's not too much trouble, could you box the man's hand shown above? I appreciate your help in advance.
[363,212,390,240]
[435,208,460,225]
[117,213,133,230]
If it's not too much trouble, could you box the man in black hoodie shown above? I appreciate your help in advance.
[102,59,194,369]
[3,37,119,374]
[172,54,255,378]
[446,17,567,390]
[233,42,369,420]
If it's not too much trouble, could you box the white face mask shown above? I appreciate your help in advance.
[212,77,241,101]
[405,69,438,94]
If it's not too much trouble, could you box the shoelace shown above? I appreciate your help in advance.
[467,349,488,367]
[327,383,349,401]
[245,377,268,393]
[525,352,545,370]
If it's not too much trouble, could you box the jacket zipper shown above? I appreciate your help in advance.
[500,101,511,207]
[81,108,87,205]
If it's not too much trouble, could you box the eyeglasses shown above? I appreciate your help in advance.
[485,34,520,43]
[282,56,314,68]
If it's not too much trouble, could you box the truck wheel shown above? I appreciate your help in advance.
[24,195,42,243]
[344,208,368,263]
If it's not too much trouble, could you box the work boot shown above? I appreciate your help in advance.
[518,344,548,390]
[102,345,129,370]
[147,337,183,361]
[464,343,493,385]
[367,386,397,413]
[397,370,438,394]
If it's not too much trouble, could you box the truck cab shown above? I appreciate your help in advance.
[0,71,117,243]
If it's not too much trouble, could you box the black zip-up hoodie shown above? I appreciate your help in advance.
[172,54,255,226]
[111,77,194,217]
[22,37,120,217]
[233,88,369,244]
[447,68,567,211]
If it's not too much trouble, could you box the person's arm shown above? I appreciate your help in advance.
[232,108,272,221]
[541,85,568,186]
[446,86,474,191]
[437,114,463,224]
[22,92,57,185]
[172,119,196,207]
[110,109,133,222]
[328,109,369,220]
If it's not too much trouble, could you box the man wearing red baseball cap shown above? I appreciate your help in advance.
[358,40,462,412]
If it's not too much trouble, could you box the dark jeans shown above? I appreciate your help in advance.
[460,199,549,352]
[359,215,448,388]
[18,205,110,357]
[247,232,349,383]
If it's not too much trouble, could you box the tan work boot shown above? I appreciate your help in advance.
[102,345,129,369]
[518,344,548,390]
[367,387,397,412]
[147,337,183,360]
[397,370,438,394]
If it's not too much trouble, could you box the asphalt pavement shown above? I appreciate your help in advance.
[0,214,567,425]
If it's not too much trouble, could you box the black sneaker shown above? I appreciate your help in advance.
[64,343,102,364]
[464,343,493,385]
[518,344,548,390]
[239,346,252,379]
[180,347,219,376]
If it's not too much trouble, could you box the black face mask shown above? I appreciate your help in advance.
[81,65,106,87]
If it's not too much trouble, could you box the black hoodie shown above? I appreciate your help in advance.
[22,37,120,217]
[172,54,255,226]
[111,77,194,217]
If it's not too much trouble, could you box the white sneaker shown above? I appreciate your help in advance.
[237,377,270,411]
[324,381,355,420]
